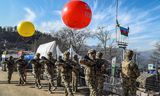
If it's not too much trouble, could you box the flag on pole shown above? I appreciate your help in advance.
[116,20,129,36]
[119,26,129,36]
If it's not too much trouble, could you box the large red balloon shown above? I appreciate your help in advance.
[62,1,92,29]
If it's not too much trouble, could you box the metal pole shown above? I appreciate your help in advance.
[115,0,119,42]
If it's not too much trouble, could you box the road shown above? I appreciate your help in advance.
[0,70,89,96]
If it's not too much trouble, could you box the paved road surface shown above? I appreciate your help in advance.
[0,70,89,96]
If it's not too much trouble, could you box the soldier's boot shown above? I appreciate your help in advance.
[50,80,56,91]
[35,82,38,88]
[48,83,53,94]
[65,89,68,96]
[48,86,52,94]
[8,80,11,84]
[8,75,11,84]
[68,92,74,96]
[38,82,42,89]
[38,85,42,89]
[18,78,22,86]
[66,86,74,96]
[48,90,52,94]
[23,80,26,86]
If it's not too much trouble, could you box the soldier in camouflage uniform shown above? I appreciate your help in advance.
[6,56,15,84]
[16,55,27,86]
[45,52,57,93]
[121,50,140,96]
[96,52,108,96]
[80,49,97,96]
[72,55,80,93]
[56,56,63,87]
[30,53,42,89]
[56,51,74,96]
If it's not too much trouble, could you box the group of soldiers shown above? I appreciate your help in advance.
[4,49,140,96]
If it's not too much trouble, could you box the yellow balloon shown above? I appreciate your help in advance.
[17,21,35,37]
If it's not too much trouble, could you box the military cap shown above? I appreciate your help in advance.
[96,52,103,57]
[47,52,52,55]
[88,49,96,54]
[36,53,40,56]
[126,50,134,55]
[64,51,70,55]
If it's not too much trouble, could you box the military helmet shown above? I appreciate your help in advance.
[47,52,52,56]
[63,51,70,55]
[36,53,40,56]
[88,49,96,54]
[20,55,24,59]
[96,52,103,57]
[126,50,134,55]
[74,55,78,58]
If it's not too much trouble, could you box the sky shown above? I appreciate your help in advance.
[0,0,160,51]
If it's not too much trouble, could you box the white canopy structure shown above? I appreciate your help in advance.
[36,41,81,59]
[56,45,63,58]
[67,45,82,59]
[36,41,57,58]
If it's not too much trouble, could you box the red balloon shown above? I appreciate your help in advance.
[62,1,92,29]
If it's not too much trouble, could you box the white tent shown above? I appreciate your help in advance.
[36,41,57,58]
[67,45,82,59]
[56,45,63,58]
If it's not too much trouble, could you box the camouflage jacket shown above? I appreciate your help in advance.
[121,60,140,79]
[44,57,56,74]
[30,58,42,71]
[56,59,73,76]
[72,60,80,75]
[95,59,108,75]
[16,59,27,71]
[80,55,97,77]
[6,59,15,70]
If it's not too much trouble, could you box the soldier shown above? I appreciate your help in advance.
[6,56,15,84]
[96,52,108,96]
[121,50,140,96]
[30,53,42,89]
[56,56,63,87]
[56,51,74,96]
[80,49,97,96]
[72,55,80,93]
[45,52,57,93]
[16,55,27,86]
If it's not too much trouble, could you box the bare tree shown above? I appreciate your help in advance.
[94,26,110,55]
[53,28,91,53]
[150,41,160,64]
[30,34,57,52]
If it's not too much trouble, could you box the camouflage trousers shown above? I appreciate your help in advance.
[7,69,14,83]
[85,75,97,96]
[61,75,74,96]
[18,71,26,85]
[72,72,78,92]
[122,78,137,96]
[47,74,56,92]
[34,71,41,87]
[57,69,62,87]
[96,75,105,96]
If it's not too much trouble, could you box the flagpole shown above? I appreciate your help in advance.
[115,0,119,43]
